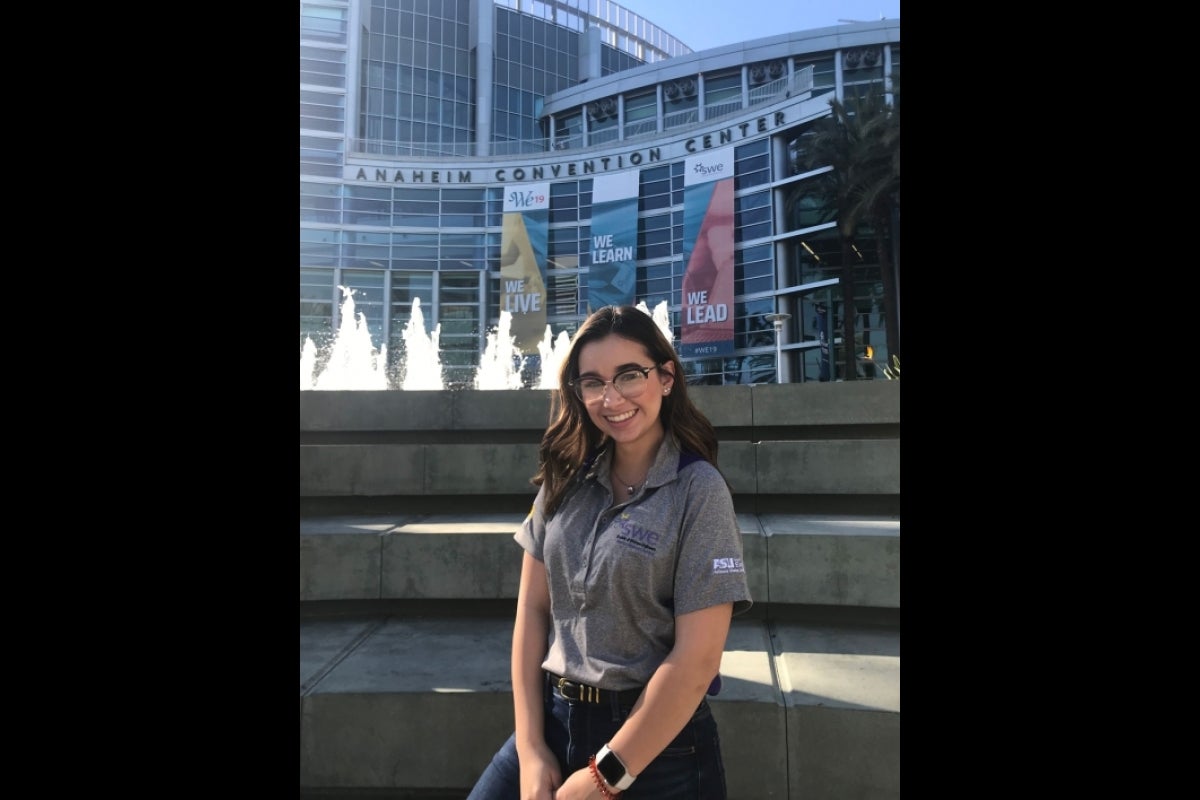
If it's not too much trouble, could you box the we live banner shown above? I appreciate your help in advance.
[680,147,735,358]
[588,171,639,311]
[500,182,549,353]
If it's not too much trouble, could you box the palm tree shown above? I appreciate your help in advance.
[844,75,900,363]
[787,75,900,377]
[786,111,856,379]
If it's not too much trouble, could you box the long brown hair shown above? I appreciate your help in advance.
[533,305,719,517]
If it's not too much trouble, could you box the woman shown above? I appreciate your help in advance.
[467,305,752,800]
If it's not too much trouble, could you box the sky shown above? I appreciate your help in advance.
[626,1,901,53]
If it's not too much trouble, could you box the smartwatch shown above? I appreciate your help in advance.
[595,743,636,791]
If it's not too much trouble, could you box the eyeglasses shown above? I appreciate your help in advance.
[569,365,661,403]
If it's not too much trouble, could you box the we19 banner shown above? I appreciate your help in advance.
[500,182,549,353]
[680,146,735,358]
[588,171,639,311]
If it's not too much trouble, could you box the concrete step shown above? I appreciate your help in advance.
[299,512,900,798]
[299,383,900,797]
[299,604,899,799]
[299,383,901,520]
[299,513,900,608]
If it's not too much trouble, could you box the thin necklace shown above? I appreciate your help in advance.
[612,467,647,497]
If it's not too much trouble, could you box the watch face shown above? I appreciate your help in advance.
[597,751,626,786]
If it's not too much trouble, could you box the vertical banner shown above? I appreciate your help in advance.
[500,182,549,353]
[588,171,640,311]
[680,147,735,358]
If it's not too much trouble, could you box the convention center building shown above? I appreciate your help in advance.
[300,0,900,385]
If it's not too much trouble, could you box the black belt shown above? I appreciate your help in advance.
[547,671,643,705]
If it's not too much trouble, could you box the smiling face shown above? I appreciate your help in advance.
[575,333,675,448]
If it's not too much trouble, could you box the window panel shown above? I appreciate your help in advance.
[734,144,769,190]
[638,166,672,213]
[300,3,347,44]
[300,267,336,348]
[393,188,439,226]
[738,221,771,242]
[639,241,673,260]
[549,226,581,258]
[703,70,741,107]
[344,203,390,226]
[637,228,672,248]
[441,233,487,269]
[300,182,342,224]
[550,182,579,224]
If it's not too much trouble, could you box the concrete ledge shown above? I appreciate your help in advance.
[301,390,456,431]
[425,444,540,494]
[717,441,759,493]
[300,444,425,496]
[301,515,897,608]
[299,614,899,799]
[751,380,900,426]
[775,622,900,798]
[299,439,900,499]
[299,383,900,505]
[301,514,897,607]
[299,518,394,601]
[299,389,554,432]
[382,515,526,599]
[300,443,540,496]
[715,620,788,798]
[690,384,756,427]
[762,515,900,607]
[736,513,769,605]
[756,439,900,495]
[300,616,515,789]
[299,382,899,433]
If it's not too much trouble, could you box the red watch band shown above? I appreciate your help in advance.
[588,754,619,799]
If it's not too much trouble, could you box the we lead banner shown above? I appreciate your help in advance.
[500,182,549,353]
[680,146,735,358]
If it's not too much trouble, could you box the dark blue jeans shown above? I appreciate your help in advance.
[466,674,728,799]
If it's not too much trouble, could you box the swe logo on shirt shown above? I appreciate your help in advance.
[712,557,745,574]
[615,516,660,553]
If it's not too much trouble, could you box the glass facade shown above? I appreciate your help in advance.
[494,7,578,155]
[301,2,900,387]
[359,0,474,157]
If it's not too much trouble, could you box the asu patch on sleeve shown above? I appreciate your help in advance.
[712,557,745,574]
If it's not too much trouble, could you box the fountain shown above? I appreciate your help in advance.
[301,288,389,391]
[636,301,673,350]
[400,297,443,390]
[536,326,573,390]
[301,290,673,391]
[474,310,525,390]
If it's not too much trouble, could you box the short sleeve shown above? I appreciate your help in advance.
[514,483,548,560]
[671,463,753,617]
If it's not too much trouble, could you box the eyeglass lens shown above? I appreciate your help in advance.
[576,368,650,401]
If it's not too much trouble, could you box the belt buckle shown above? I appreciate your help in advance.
[556,676,597,703]
[556,676,581,702]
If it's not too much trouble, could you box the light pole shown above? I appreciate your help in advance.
[764,312,791,384]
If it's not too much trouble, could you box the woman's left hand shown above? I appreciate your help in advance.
[552,766,612,799]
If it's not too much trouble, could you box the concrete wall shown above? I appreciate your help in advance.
[299,381,901,799]
[300,381,900,514]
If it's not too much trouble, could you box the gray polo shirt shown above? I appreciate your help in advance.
[515,434,752,690]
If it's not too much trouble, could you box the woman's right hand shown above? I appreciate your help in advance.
[519,741,562,800]
[551,764,613,799]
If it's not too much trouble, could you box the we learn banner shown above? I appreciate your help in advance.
[588,171,639,311]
